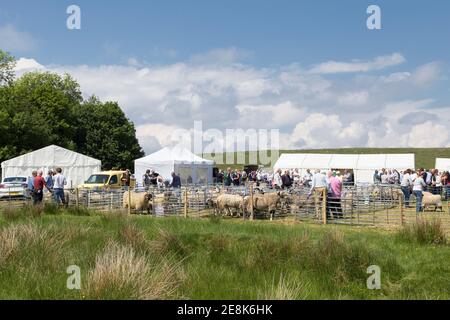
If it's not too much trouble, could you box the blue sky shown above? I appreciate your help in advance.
[1,0,450,153]
[2,0,450,67]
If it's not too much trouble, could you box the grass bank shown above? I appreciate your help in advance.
[1,205,450,299]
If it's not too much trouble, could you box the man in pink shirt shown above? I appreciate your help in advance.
[327,171,343,219]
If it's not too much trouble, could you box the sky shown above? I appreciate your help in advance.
[1,0,450,154]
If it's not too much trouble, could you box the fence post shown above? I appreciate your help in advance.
[127,186,131,215]
[184,188,188,218]
[250,184,254,221]
[76,188,79,209]
[399,196,404,226]
[322,188,327,225]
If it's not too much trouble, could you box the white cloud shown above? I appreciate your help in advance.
[0,24,37,52]
[190,47,252,64]
[12,52,450,154]
[309,53,405,74]
[410,62,441,87]
[406,122,450,148]
[289,114,368,149]
[14,58,44,72]
[236,101,306,128]
[337,91,369,107]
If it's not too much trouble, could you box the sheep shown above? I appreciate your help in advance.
[371,187,402,201]
[210,194,246,217]
[123,191,153,214]
[422,191,443,212]
[245,191,286,219]
[43,190,70,205]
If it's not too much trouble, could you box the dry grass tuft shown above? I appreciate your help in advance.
[85,241,184,299]
[149,228,186,256]
[398,219,447,245]
[260,273,311,300]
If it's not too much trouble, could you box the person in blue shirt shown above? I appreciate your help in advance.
[27,170,37,197]
[45,170,54,190]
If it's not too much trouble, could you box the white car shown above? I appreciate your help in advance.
[0,176,30,199]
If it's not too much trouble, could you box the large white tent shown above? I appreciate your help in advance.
[134,146,214,186]
[436,158,450,172]
[274,153,415,184]
[1,145,101,187]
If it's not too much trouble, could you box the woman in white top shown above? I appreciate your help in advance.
[412,172,427,213]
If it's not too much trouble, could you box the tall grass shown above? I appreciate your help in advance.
[85,241,184,300]
[398,219,447,245]
[259,274,312,300]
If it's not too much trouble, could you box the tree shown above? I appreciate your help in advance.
[75,96,144,170]
[0,50,16,86]
[0,70,144,171]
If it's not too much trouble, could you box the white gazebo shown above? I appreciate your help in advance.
[1,145,101,187]
[274,153,415,184]
[436,158,450,172]
[134,146,214,186]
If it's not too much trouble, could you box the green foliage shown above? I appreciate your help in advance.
[0,50,16,86]
[75,97,144,170]
[0,50,143,170]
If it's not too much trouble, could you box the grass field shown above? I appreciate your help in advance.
[204,148,450,170]
[1,206,450,300]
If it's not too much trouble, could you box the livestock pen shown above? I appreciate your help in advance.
[0,183,449,234]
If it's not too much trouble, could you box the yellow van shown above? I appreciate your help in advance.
[78,170,135,190]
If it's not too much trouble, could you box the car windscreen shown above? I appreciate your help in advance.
[85,175,109,184]
[3,177,27,183]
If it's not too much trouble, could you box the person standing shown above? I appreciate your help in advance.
[273,169,283,189]
[45,170,54,190]
[400,169,412,208]
[28,170,37,198]
[33,170,50,205]
[303,169,313,187]
[53,167,67,205]
[224,168,232,187]
[327,171,343,219]
[309,169,328,196]
[143,170,152,189]
[170,172,181,188]
[281,170,292,189]
[412,171,427,213]
[121,169,131,187]
[232,170,240,186]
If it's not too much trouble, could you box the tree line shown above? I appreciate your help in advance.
[0,49,144,170]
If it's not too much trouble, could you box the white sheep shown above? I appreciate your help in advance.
[421,192,443,212]
[123,191,152,214]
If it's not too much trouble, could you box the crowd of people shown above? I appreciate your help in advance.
[391,168,450,213]
[141,170,181,189]
[27,168,67,205]
[215,167,355,190]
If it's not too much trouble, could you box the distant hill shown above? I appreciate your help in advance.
[203,148,450,170]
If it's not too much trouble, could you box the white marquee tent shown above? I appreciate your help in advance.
[274,153,415,184]
[134,146,214,186]
[1,145,101,187]
[436,158,450,172]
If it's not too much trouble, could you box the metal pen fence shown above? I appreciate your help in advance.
[1,184,449,233]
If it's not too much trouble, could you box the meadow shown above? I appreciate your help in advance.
[1,205,450,300]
